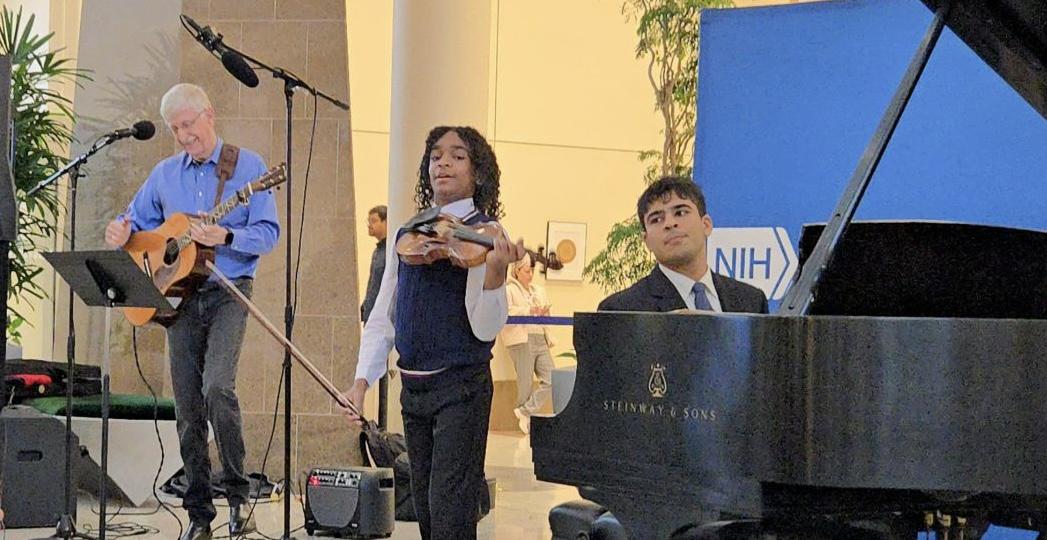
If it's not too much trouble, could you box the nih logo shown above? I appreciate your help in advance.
[707,228,797,301]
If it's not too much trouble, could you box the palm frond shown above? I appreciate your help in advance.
[2,5,89,341]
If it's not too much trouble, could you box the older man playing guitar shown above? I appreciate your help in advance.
[104,83,279,540]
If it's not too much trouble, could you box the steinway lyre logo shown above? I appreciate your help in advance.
[648,363,667,398]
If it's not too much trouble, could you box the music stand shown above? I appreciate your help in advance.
[41,250,171,540]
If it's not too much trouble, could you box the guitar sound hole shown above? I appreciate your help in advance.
[163,239,179,266]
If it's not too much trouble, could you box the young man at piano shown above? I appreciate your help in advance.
[103,83,280,540]
[599,176,768,314]
[341,126,525,540]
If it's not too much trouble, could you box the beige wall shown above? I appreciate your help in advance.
[348,0,663,390]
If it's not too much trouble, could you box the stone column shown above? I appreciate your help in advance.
[379,0,494,432]
[71,0,359,481]
[387,0,493,230]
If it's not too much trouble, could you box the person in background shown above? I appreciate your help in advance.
[501,253,554,435]
[360,204,388,324]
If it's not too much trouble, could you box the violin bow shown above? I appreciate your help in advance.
[205,260,367,420]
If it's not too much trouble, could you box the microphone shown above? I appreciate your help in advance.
[180,14,260,88]
[107,120,156,141]
[220,50,259,88]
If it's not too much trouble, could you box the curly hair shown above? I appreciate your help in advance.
[415,126,504,219]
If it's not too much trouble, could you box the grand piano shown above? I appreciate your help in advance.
[531,1,1047,538]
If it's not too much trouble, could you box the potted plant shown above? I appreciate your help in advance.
[2,5,88,341]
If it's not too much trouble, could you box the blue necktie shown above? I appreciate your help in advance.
[692,282,713,311]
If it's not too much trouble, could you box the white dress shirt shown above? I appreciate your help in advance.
[354,198,510,386]
[658,264,723,312]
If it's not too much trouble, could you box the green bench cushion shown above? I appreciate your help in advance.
[25,394,177,421]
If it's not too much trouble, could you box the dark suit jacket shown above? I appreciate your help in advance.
[598,267,768,314]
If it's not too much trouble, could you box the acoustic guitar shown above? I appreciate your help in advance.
[121,163,287,327]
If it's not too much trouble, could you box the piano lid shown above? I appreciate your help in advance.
[920,0,1047,120]
[797,221,1047,319]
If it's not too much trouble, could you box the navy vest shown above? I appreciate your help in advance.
[394,211,497,371]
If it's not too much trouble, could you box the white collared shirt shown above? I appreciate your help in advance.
[658,264,723,312]
[354,198,509,386]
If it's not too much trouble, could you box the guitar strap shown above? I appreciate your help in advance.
[214,143,240,207]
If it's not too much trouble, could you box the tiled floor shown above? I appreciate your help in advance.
[2,432,577,539]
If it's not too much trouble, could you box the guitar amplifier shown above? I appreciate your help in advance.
[0,405,76,528]
[304,467,394,538]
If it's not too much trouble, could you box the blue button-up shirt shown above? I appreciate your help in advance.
[120,138,280,280]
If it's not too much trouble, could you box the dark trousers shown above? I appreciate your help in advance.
[401,363,492,540]
[167,279,252,524]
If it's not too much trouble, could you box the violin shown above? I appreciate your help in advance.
[395,208,564,272]
[396,208,504,268]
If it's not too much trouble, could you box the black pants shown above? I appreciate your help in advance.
[400,363,492,540]
[167,279,252,524]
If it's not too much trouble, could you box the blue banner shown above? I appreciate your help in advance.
[695,0,1047,308]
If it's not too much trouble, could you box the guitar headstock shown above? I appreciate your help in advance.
[250,163,288,192]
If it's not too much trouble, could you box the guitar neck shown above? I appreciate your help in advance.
[206,185,253,224]
[176,185,253,250]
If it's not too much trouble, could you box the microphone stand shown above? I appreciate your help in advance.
[30,135,119,540]
[27,135,122,198]
[215,41,348,540]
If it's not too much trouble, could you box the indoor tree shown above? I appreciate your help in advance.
[584,0,732,293]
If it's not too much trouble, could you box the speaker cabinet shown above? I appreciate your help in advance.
[304,467,394,538]
[0,405,75,528]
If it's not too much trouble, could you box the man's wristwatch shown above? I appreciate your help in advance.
[224,231,234,246]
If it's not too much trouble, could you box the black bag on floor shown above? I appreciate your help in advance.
[4,358,101,402]
[359,421,492,522]
[360,420,416,521]
[160,468,277,499]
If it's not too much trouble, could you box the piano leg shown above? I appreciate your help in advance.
[583,488,719,539]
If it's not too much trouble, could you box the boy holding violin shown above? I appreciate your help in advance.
[342,126,525,540]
